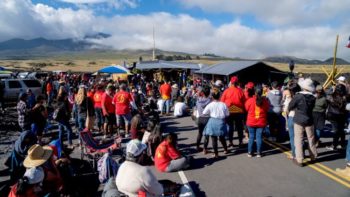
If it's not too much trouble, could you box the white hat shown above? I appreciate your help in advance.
[215,80,223,87]
[24,167,45,184]
[298,78,315,92]
[126,139,147,157]
[337,76,346,82]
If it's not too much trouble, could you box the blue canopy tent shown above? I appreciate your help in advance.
[98,65,131,74]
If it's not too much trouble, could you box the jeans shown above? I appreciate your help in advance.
[247,126,263,154]
[78,114,86,132]
[95,108,103,128]
[330,117,346,148]
[163,99,170,114]
[287,117,295,157]
[58,120,73,145]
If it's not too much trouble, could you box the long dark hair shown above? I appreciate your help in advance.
[255,85,264,107]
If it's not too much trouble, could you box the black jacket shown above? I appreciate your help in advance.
[288,92,316,126]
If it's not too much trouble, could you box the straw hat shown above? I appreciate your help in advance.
[23,144,53,168]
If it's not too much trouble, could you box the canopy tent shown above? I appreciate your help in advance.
[136,60,206,71]
[196,61,287,84]
[98,65,131,74]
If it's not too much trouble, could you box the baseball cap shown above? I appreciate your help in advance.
[126,139,147,157]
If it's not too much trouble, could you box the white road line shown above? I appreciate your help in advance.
[178,171,196,197]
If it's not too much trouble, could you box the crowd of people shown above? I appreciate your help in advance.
[1,70,350,196]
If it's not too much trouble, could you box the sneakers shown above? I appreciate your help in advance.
[293,159,304,167]
[247,153,252,158]
[256,153,262,158]
[326,146,336,151]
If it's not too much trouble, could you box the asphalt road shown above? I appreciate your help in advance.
[157,116,350,197]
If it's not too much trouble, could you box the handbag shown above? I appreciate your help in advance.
[85,98,95,130]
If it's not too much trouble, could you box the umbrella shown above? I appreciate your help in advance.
[98,65,131,74]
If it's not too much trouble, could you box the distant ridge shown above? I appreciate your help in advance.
[263,56,349,65]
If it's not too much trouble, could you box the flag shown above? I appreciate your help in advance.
[347,36,350,48]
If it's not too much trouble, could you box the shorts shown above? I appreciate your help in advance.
[116,113,132,126]
[104,113,116,125]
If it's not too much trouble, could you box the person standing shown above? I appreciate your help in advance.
[75,86,95,133]
[93,85,104,132]
[17,93,31,131]
[159,80,172,115]
[220,76,245,147]
[326,84,347,151]
[288,78,317,167]
[56,92,73,148]
[101,85,116,138]
[195,86,211,152]
[30,95,48,145]
[267,81,283,141]
[245,85,269,158]
[113,84,136,137]
[203,89,229,158]
[312,85,327,147]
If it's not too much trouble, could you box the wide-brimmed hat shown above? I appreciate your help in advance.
[126,139,147,157]
[298,78,315,92]
[23,144,53,168]
[24,167,45,184]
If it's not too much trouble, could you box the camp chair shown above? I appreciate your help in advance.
[79,129,122,168]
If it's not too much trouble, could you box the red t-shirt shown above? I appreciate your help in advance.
[220,86,245,113]
[245,96,270,128]
[154,141,181,172]
[101,92,115,115]
[159,83,172,100]
[112,90,133,115]
[93,91,103,108]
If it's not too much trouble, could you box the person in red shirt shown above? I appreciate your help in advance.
[154,133,191,172]
[220,76,245,147]
[93,85,104,132]
[101,85,116,137]
[159,80,172,115]
[245,85,269,158]
[113,84,137,137]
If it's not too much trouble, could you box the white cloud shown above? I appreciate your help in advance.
[59,0,139,9]
[178,0,350,27]
[0,0,349,61]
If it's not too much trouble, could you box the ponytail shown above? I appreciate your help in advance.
[255,85,263,107]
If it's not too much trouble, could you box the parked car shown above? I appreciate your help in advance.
[27,72,48,79]
[1,79,42,101]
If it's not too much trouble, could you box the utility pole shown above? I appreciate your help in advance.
[152,25,156,61]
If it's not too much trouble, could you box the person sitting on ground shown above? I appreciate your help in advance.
[116,139,163,197]
[154,133,191,172]
[173,96,188,117]
[23,144,63,195]
[130,113,146,140]
[8,167,45,197]
[5,130,37,184]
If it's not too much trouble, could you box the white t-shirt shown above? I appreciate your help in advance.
[116,161,163,197]
[203,101,229,119]
[174,102,187,117]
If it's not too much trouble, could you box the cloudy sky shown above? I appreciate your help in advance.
[1,0,350,60]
